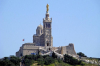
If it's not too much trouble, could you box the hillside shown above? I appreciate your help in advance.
[0,53,99,66]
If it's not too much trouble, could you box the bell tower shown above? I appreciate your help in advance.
[43,4,53,47]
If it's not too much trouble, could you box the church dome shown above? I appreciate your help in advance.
[37,24,43,29]
[36,24,43,36]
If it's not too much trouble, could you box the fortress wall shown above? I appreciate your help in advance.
[20,47,23,55]
[63,46,66,55]
[22,44,39,56]
[23,49,38,56]
[40,34,44,46]
[33,35,40,46]
[63,44,77,55]
[18,48,21,57]
[51,36,53,47]
[56,47,61,54]
[16,51,19,57]
[16,47,23,57]
[23,44,39,49]
[16,44,39,57]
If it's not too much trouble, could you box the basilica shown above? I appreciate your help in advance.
[16,4,77,58]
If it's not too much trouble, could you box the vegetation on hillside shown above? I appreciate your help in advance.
[77,52,87,57]
[0,52,99,66]
[64,54,84,65]
[0,56,21,66]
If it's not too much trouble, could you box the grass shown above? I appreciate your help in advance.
[30,61,98,66]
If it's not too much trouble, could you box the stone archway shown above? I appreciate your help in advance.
[47,43,49,46]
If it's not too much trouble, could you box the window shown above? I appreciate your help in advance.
[46,23,50,28]
[47,43,49,46]
[48,24,50,28]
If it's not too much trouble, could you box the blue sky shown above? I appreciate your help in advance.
[0,0,100,58]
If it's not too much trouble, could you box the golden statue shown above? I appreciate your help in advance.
[46,4,49,12]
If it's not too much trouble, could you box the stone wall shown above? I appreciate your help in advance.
[16,43,77,57]
[51,36,53,47]
[33,35,40,46]
[23,45,39,49]
[16,43,38,57]
[16,51,19,57]
[23,49,38,56]
[22,44,39,56]
[63,43,77,55]
[40,34,45,46]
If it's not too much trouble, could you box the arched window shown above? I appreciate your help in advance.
[48,24,50,28]
[45,23,51,28]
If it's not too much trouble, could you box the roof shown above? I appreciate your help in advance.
[37,24,43,29]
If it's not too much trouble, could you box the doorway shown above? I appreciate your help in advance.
[47,43,49,46]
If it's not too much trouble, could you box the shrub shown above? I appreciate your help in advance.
[37,58,44,65]
[64,54,83,65]
[57,58,63,63]
[77,52,87,57]
[10,56,21,65]
[44,56,55,65]
[24,59,31,66]
[43,55,49,58]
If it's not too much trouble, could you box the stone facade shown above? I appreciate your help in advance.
[16,6,77,58]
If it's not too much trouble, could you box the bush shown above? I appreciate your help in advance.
[24,55,33,60]
[77,52,87,57]
[64,54,83,65]
[0,56,21,66]
[37,55,43,59]
[44,56,55,65]
[43,55,49,58]
[10,56,21,65]
[57,58,63,63]
[37,58,44,65]
[24,59,31,66]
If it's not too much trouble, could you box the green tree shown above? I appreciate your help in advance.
[43,55,49,58]
[24,55,35,66]
[77,52,87,57]
[0,57,17,66]
[37,58,44,65]
[10,56,21,65]
[64,54,83,65]
[24,59,30,66]
[24,55,33,60]
[44,56,55,65]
